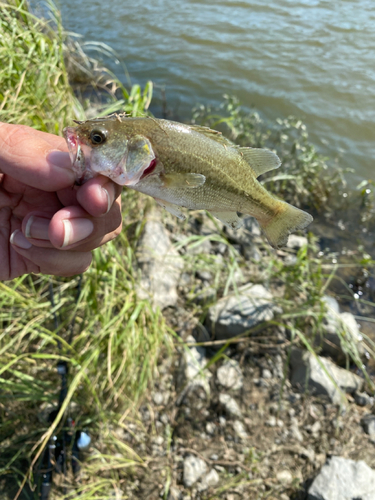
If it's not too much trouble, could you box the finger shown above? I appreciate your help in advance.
[0,122,75,191]
[22,203,122,251]
[76,177,122,217]
[10,230,92,277]
[57,177,122,217]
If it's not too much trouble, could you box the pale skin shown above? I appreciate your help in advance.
[0,122,122,281]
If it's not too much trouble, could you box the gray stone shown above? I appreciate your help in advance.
[290,348,363,405]
[196,270,213,282]
[137,219,184,309]
[197,468,220,491]
[183,455,207,488]
[308,456,375,500]
[206,284,278,340]
[355,391,374,407]
[361,414,375,437]
[177,335,211,399]
[286,234,308,250]
[219,394,242,418]
[217,360,243,390]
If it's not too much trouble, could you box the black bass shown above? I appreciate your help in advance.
[63,115,313,248]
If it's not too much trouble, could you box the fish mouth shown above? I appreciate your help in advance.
[63,127,79,166]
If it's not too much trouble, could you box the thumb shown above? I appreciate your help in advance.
[0,122,76,191]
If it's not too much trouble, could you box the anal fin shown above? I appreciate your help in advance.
[210,211,243,230]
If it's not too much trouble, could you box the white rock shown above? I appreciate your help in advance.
[183,455,207,488]
[217,360,243,390]
[262,368,273,379]
[197,468,220,491]
[233,419,248,440]
[178,335,211,398]
[219,394,242,418]
[286,234,308,250]
[152,391,164,406]
[137,219,184,309]
[276,469,293,484]
[206,422,216,435]
[308,456,375,500]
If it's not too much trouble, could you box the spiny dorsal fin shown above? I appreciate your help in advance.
[238,147,281,177]
[189,125,234,147]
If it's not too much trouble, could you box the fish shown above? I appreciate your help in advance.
[63,114,313,248]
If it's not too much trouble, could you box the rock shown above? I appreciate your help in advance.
[219,394,242,418]
[197,468,220,491]
[308,456,375,500]
[361,414,375,438]
[286,234,308,250]
[233,419,248,440]
[206,284,279,340]
[136,219,184,309]
[196,270,213,282]
[321,299,364,363]
[216,360,243,390]
[206,422,216,435]
[265,416,283,428]
[152,392,164,406]
[276,469,293,484]
[177,335,211,400]
[355,391,374,407]
[289,420,304,442]
[290,348,363,405]
[183,455,207,488]
[262,368,273,380]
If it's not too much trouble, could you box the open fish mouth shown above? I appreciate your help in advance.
[63,127,88,183]
[63,127,79,166]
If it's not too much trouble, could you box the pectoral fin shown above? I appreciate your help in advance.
[238,148,281,177]
[161,172,206,188]
[210,211,243,230]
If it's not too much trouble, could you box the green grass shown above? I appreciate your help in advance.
[0,1,374,498]
[0,192,174,499]
[0,0,153,133]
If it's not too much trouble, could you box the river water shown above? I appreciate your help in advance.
[59,0,374,181]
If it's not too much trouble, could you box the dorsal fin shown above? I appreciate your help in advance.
[238,147,281,177]
[189,125,234,147]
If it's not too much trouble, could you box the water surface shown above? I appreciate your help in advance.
[59,0,375,180]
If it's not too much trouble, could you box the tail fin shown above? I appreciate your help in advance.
[260,202,313,249]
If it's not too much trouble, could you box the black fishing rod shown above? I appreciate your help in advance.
[37,276,91,499]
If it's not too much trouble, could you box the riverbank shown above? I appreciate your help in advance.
[0,2,374,499]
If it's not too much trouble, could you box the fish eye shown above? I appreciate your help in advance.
[90,129,107,145]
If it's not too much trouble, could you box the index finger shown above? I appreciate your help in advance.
[0,122,76,191]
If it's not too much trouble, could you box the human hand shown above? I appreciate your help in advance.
[0,122,123,281]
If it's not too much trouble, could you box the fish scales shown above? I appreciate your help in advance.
[63,115,313,247]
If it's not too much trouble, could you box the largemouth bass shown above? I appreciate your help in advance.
[63,114,313,248]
